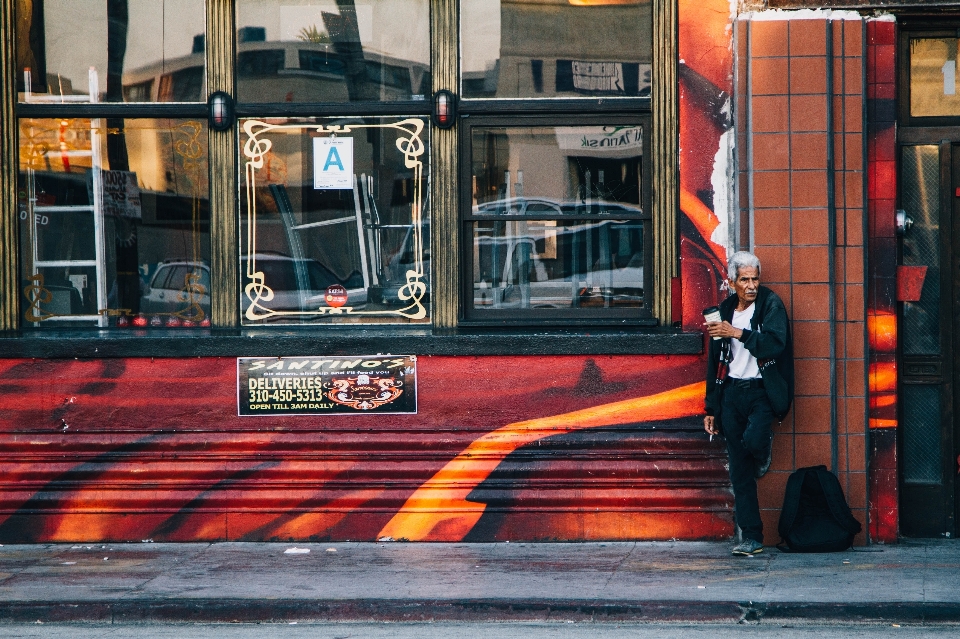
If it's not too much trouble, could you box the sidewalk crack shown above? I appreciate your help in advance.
[599,542,636,594]
[121,542,214,597]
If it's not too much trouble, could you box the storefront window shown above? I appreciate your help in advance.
[235,0,430,103]
[461,0,652,99]
[239,116,429,324]
[18,118,211,328]
[464,123,649,321]
[16,0,207,103]
[910,37,960,117]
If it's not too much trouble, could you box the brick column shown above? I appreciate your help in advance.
[736,13,868,544]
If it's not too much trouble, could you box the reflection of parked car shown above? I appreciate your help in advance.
[473,197,643,216]
[474,220,644,309]
[140,261,210,314]
[242,253,367,311]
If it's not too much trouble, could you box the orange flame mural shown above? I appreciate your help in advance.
[379,382,707,541]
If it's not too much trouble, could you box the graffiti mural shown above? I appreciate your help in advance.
[0,356,733,542]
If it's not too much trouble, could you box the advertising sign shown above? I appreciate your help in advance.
[238,355,417,416]
[100,170,142,219]
[313,136,354,189]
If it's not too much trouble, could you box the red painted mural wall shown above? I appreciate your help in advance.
[0,356,733,542]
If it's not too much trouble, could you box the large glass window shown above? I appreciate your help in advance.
[461,0,652,99]
[17,0,207,103]
[9,1,664,335]
[239,116,429,324]
[235,0,430,103]
[463,122,650,322]
[18,118,211,328]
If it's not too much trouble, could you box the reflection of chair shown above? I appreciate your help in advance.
[43,285,83,315]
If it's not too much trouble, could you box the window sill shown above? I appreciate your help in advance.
[0,327,703,358]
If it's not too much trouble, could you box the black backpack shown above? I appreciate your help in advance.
[778,465,862,552]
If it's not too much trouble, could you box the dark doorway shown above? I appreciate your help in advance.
[897,21,960,537]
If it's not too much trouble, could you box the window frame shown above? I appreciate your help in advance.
[230,0,435,329]
[11,0,214,332]
[457,113,654,326]
[898,20,960,129]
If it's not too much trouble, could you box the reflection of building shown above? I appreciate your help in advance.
[123,34,432,104]
[463,0,652,98]
[0,0,957,547]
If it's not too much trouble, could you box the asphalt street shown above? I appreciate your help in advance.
[0,622,959,639]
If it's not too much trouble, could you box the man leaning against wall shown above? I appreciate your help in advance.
[704,251,794,556]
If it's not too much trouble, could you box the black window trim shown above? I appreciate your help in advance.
[898,18,960,129]
[458,112,654,327]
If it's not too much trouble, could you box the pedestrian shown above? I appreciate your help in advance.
[703,251,794,556]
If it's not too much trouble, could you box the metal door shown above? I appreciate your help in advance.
[897,141,957,537]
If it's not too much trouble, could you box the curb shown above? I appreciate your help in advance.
[3,600,960,624]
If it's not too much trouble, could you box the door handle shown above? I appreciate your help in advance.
[896,209,914,236]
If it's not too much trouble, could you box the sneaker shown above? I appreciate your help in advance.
[732,539,764,556]
[755,447,772,479]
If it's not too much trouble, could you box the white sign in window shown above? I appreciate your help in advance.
[314,137,354,190]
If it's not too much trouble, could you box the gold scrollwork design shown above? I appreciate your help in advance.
[173,272,207,322]
[241,118,428,322]
[23,274,54,322]
[174,121,205,167]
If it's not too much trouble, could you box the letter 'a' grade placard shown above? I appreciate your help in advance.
[238,356,417,416]
[313,137,354,190]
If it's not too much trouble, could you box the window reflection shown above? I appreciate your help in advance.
[239,117,430,324]
[235,0,430,103]
[468,124,647,317]
[472,126,644,213]
[910,37,960,117]
[17,0,206,103]
[461,0,652,99]
[473,219,644,310]
[18,118,211,328]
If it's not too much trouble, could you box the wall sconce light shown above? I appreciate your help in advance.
[208,91,234,132]
[432,90,457,129]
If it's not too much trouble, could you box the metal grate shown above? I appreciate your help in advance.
[900,145,941,355]
[902,384,942,485]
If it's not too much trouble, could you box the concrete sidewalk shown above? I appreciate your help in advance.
[0,540,958,624]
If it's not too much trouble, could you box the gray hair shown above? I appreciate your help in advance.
[727,251,761,280]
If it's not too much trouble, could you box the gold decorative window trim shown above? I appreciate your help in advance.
[240,118,428,322]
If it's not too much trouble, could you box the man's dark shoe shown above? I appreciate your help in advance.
[732,539,764,556]
[755,447,772,478]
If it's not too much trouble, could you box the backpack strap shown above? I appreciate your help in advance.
[777,467,810,539]
[813,467,863,535]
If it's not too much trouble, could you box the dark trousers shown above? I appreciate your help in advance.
[720,383,774,544]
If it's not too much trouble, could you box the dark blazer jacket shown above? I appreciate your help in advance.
[704,285,794,420]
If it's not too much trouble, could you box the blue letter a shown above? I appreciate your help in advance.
[323,146,345,171]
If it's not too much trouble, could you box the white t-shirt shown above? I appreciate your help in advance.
[729,303,760,379]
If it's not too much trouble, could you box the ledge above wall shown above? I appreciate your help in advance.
[0,328,704,359]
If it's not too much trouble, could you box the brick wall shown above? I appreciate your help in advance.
[736,13,869,544]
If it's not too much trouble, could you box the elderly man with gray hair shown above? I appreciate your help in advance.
[704,251,794,556]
